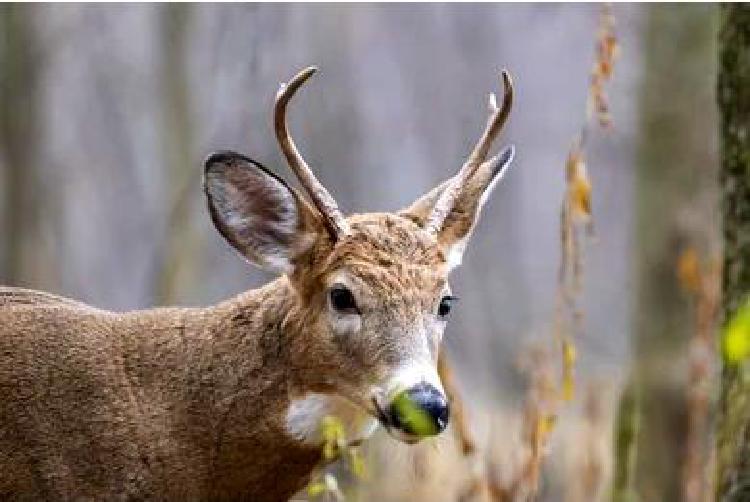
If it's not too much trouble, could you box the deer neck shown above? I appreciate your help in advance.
[202,278,322,497]
[116,276,316,498]
[199,276,376,443]
[194,275,308,434]
[125,276,375,498]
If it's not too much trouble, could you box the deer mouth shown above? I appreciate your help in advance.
[371,396,388,424]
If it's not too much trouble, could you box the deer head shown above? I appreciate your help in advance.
[203,67,514,444]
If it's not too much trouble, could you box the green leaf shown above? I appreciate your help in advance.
[306,481,327,498]
[723,298,750,364]
[391,391,438,437]
[320,415,345,460]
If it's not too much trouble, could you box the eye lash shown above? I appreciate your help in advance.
[437,294,457,318]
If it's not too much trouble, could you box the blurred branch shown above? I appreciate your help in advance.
[565,384,609,502]
[611,379,639,502]
[676,250,720,502]
[439,353,477,457]
[557,2,617,402]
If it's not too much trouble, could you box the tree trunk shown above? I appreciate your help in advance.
[0,5,48,287]
[716,5,750,501]
[153,3,199,305]
[633,5,719,500]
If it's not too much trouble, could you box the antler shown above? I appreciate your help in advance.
[274,66,350,239]
[424,70,514,234]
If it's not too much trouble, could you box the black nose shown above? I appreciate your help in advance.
[387,382,450,437]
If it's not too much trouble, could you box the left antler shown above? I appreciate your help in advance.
[274,66,351,240]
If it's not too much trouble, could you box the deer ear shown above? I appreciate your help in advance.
[401,145,514,270]
[204,151,321,274]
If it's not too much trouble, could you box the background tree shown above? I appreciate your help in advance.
[716,5,750,501]
[154,2,199,305]
[633,4,719,500]
[0,4,54,288]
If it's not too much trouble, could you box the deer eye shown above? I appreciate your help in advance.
[438,295,457,318]
[329,286,359,314]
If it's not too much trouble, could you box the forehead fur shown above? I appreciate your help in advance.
[328,214,448,297]
[290,212,449,301]
[333,213,445,268]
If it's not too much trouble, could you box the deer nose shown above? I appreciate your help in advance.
[387,382,450,437]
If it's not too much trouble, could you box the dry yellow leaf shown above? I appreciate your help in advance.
[677,248,701,294]
[566,148,592,221]
[561,338,577,401]
[537,414,558,442]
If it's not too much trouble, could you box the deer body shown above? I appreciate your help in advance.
[0,67,514,501]
[0,281,329,501]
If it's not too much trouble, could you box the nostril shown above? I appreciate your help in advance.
[423,392,450,433]
[386,383,450,437]
[412,383,450,433]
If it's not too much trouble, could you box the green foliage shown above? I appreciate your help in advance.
[307,416,367,501]
[723,297,750,364]
[611,380,640,502]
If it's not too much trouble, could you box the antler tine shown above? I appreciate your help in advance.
[425,70,514,234]
[274,66,350,239]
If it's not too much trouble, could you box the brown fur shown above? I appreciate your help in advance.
[0,213,456,502]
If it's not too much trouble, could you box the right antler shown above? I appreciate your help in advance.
[274,67,351,240]
[424,70,514,234]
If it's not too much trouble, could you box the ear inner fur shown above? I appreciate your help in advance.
[204,151,323,274]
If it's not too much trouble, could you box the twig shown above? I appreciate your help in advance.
[677,250,721,502]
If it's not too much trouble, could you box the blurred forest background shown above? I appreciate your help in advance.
[0,3,731,502]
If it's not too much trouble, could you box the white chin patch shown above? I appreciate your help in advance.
[285,393,379,446]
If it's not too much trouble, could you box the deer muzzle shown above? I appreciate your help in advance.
[385,382,450,438]
[369,360,450,442]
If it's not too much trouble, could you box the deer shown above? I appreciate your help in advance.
[0,66,514,502]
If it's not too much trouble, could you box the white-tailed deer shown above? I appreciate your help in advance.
[0,67,514,501]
